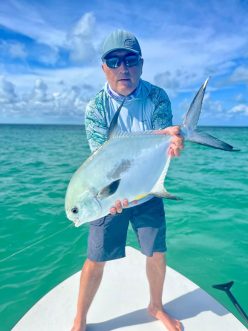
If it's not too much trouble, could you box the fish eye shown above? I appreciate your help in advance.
[71,207,79,214]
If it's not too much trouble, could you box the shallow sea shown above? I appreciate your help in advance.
[0,124,247,330]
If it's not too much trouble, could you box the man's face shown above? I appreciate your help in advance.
[102,50,143,96]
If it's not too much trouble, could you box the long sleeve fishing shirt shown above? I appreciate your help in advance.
[85,79,173,153]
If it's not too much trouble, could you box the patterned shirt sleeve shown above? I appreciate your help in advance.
[84,91,108,153]
[150,86,173,129]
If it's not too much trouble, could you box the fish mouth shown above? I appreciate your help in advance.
[67,214,83,227]
[65,208,80,225]
[66,196,102,227]
[74,219,82,227]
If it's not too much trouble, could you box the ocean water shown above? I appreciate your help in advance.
[0,124,247,330]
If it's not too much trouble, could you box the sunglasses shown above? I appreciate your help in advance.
[104,54,141,68]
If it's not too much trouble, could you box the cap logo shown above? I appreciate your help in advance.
[124,38,134,48]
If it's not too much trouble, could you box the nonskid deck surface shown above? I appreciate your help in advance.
[13,247,245,331]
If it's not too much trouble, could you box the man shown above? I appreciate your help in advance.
[71,29,183,331]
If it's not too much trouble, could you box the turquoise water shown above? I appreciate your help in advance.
[0,124,247,330]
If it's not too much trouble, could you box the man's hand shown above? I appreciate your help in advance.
[110,199,129,215]
[154,126,184,157]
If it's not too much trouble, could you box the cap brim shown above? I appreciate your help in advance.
[101,48,140,60]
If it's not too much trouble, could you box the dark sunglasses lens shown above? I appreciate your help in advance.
[105,57,120,68]
[125,55,139,67]
[105,55,140,68]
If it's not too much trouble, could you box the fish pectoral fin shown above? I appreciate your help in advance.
[97,179,121,199]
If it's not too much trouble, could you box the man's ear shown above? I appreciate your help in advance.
[139,58,144,75]
[102,63,106,73]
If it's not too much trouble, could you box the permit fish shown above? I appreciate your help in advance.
[65,78,237,227]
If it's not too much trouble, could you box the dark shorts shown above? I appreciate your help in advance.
[87,197,167,262]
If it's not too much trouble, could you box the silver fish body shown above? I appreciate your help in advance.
[65,132,172,226]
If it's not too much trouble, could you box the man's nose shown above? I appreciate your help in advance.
[118,61,129,73]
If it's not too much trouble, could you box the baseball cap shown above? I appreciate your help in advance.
[101,29,142,60]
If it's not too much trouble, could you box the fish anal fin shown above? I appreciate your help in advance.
[97,179,121,199]
[151,181,181,200]
[150,156,182,200]
[150,155,181,200]
[152,189,181,200]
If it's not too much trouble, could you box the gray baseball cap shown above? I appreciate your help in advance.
[101,29,142,60]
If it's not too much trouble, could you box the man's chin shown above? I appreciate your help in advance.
[116,82,135,96]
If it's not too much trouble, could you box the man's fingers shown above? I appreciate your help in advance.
[168,147,176,157]
[168,141,183,157]
[110,207,117,215]
[109,199,129,215]
[167,125,181,136]
[122,199,129,208]
[171,136,184,150]
[154,125,184,158]
[115,200,122,213]
[155,125,181,136]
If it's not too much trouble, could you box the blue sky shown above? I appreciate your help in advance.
[0,0,248,125]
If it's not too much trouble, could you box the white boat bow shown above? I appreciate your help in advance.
[13,246,245,331]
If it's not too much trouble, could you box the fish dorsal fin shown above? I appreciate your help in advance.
[182,77,209,132]
[150,155,181,200]
[108,98,126,139]
[97,179,121,199]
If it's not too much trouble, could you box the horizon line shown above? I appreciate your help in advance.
[0,123,247,128]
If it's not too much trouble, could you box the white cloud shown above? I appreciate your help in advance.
[0,76,97,123]
[0,41,27,60]
[38,47,60,66]
[0,7,99,66]
[235,93,246,102]
[66,12,98,63]
[72,12,95,39]
[8,42,27,60]
[154,69,198,97]
[154,71,179,89]
[230,67,248,84]
[3,65,104,95]
[216,66,248,88]
[201,93,227,118]
[0,0,66,47]
[141,25,247,88]
[176,91,232,126]
[229,104,248,116]
[0,77,18,103]
[32,79,50,103]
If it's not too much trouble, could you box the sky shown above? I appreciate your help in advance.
[0,0,248,125]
